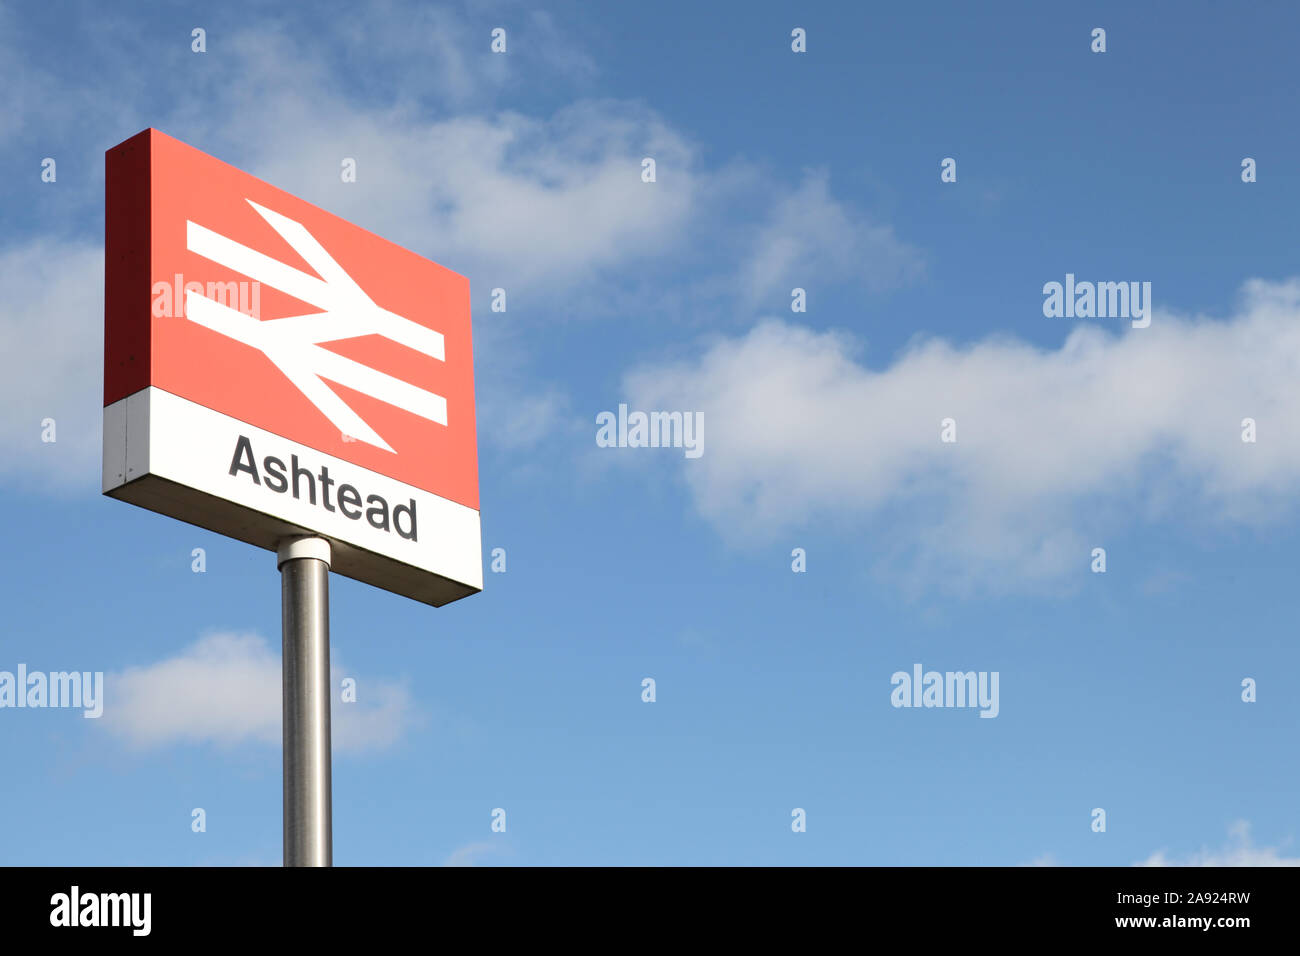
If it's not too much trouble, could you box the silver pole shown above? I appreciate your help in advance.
[278,536,333,867]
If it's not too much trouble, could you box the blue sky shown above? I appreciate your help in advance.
[2,0,1299,866]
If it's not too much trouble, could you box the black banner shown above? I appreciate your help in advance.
[0,865,1285,942]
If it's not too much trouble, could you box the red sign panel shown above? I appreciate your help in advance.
[105,128,479,511]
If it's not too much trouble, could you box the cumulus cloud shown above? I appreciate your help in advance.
[625,278,1300,593]
[100,631,416,754]
[1137,821,1300,867]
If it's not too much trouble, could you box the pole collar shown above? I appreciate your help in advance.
[277,536,332,570]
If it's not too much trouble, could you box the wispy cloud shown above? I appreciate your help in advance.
[100,631,417,754]
[0,240,104,490]
[1137,821,1300,867]
[0,11,699,488]
[626,278,1300,594]
[444,841,507,867]
[0,5,921,490]
[737,169,924,307]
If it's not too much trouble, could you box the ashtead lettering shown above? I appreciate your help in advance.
[228,435,417,541]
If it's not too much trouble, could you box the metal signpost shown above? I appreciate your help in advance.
[279,536,333,867]
[102,128,483,866]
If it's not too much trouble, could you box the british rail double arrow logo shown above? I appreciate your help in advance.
[184,199,447,454]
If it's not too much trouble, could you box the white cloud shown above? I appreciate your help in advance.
[0,240,104,490]
[479,381,571,452]
[625,278,1300,593]
[333,674,418,753]
[444,841,505,867]
[738,170,923,306]
[0,8,920,490]
[100,631,416,754]
[175,26,698,295]
[0,15,699,488]
[0,4,136,150]
[1137,821,1300,867]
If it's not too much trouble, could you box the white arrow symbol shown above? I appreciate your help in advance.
[183,198,447,453]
